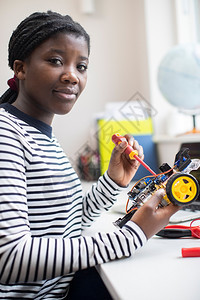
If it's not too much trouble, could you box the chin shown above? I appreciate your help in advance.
[55,104,75,115]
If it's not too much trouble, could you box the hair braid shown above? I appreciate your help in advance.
[0,10,90,104]
[0,89,17,104]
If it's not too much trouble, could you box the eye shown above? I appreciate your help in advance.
[48,58,63,66]
[77,64,88,72]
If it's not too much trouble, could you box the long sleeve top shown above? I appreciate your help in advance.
[0,103,146,299]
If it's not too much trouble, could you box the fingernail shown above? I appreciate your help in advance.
[119,141,127,148]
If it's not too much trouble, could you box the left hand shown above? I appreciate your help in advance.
[131,189,180,239]
[107,134,144,187]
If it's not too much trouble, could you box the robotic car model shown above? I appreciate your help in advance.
[112,133,200,228]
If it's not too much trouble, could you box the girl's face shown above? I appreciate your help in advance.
[13,33,89,125]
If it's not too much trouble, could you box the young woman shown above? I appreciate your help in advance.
[0,11,179,299]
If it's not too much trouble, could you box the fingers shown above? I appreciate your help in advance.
[147,189,180,214]
[123,134,144,159]
[124,134,134,147]
[147,189,166,208]
[131,189,180,239]
[107,133,144,187]
[112,140,128,158]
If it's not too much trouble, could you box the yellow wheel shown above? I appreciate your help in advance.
[166,173,199,206]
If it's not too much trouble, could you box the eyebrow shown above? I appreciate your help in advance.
[79,56,89,61]
[48,48,89,61]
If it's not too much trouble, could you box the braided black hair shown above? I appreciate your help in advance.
[0,11,90,104]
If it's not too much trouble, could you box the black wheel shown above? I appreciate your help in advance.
[166,173,199,206]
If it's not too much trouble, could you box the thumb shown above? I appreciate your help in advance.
[114,141,128,154]
[148,189,165,207]
[111,141,128,161]
[148,189,180,214]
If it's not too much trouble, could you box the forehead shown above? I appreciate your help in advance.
[32,32,89,58]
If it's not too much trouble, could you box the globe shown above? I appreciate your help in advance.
[157,43,200,113]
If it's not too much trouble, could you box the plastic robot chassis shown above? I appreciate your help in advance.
[112,133,200,228]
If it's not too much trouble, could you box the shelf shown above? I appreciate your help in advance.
[153,134,200,143]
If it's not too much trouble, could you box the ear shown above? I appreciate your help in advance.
[13,60,26,80]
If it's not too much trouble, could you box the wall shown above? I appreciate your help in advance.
[144,0,177,136]
[1,0,188,168]
[144,0,200,137]
[0,0,150,164]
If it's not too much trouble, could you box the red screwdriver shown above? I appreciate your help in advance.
[112,133,157,176]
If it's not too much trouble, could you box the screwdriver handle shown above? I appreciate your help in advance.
[112,133,157,176]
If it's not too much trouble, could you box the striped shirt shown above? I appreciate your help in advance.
[0,103,146,299]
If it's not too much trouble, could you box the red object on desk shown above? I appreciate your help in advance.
[112,133,157,176]
[160,221,200,257]
[163,224,200,238]
[182,247,200,257]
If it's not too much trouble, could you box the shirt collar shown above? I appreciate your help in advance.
[0,103,52,139]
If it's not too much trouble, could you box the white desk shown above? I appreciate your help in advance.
[83,211,200,300]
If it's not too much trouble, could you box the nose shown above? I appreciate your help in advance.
[61,72,79,85]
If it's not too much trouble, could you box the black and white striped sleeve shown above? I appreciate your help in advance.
[82,171,126,226]
[0,220,146,284]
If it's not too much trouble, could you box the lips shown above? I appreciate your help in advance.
[53,88,78,101]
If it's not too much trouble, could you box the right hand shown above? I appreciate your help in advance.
[130,189,180,239]
[107,134,144,187]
